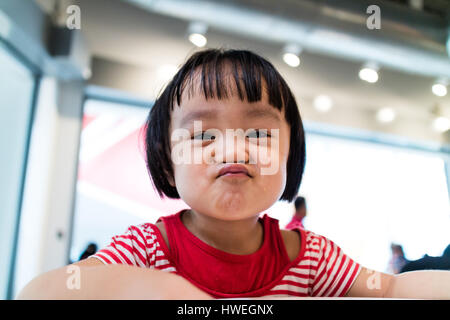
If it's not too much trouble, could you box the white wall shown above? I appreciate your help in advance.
[13,77,84,297]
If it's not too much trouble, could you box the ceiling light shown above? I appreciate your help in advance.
[409,0,424,10]
[188,33,207,47]
[376,107,396,123]
[282,43,302,67]
[432,116,450,132]
[188,22,208,47]
[313,95,333,112]
[283,53,300,67]
[432,79,447,97]
[359,63,379,83]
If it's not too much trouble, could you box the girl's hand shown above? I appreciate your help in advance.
[346,267,450,299]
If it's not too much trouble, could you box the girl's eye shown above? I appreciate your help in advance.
[246,129,270,139]
[192,132,216,141]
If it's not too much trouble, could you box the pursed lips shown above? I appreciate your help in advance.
[217,164,252,178]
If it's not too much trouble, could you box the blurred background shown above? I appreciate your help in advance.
[1,0,449,299]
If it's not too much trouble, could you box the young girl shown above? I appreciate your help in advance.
[19,49,450,299]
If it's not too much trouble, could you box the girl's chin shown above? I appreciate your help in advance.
[205,212,258,222]
[184,188,277,217]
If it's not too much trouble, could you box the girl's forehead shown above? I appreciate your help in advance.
[175,64,277,105]
[173,82,272,113]
[171,64,287,124]
[176,69,245,104]
[175,72,274,110]
[171,93,284,129]
[178,88,269,109]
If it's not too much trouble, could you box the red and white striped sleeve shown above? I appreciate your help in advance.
[89,224,154,268]
[310,234,362,297]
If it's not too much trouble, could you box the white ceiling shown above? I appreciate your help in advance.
[38,0,450,145]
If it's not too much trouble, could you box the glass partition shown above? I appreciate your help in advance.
[0,41,37,299]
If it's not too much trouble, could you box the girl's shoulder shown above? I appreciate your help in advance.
[89,222,175,271]
[279,227,333,264]
[154,221,170,250]
[279,229,301,262]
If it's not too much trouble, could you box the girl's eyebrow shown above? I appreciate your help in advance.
[179,106,281,127]
[244,107,281,122]
[179,110,217,127]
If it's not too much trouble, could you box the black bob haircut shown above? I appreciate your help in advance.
[144,48,306,202]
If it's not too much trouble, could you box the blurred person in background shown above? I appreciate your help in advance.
[387,243,409,274]
[285,196,307,230]
[400,245,450,273]
[78,243,98,261]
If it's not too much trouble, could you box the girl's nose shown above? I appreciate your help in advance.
[214,131,249,164]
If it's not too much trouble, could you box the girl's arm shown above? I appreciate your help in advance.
[17,258,212,300]
[346,267,450,299]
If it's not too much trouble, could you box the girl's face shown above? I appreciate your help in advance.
[169,81,291,221]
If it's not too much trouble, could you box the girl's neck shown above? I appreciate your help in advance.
[181,209,263,255]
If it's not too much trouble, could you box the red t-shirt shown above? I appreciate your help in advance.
[90,209,361,298]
